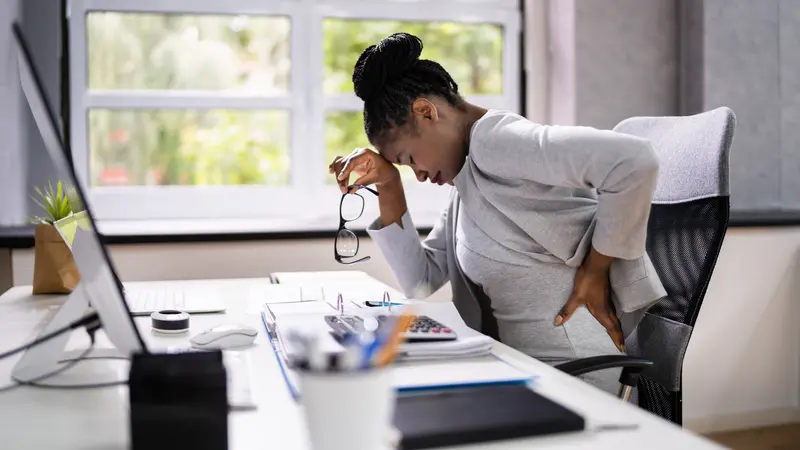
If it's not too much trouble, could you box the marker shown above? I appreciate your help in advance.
[364,300,405,308]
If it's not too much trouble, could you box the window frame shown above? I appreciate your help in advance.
[69,0,521,228]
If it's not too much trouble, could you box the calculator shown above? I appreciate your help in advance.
[324,314,458,343]
[378,315,458,342]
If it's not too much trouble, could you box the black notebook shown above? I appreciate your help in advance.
[393,383,585,449]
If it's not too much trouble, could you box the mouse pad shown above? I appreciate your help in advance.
[393,383,585,449]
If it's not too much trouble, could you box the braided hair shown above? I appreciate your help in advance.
[352,33,463,143]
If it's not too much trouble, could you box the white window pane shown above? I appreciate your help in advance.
[87,12,290,93]
[323,19,503,96]
[88,110,290,187]
[325,110,416,184]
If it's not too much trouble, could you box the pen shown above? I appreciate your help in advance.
[364,300,405,308]
[360,330,386,369]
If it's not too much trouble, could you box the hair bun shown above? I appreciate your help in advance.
[352,33,423,102]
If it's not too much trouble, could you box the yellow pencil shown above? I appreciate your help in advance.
[374,312,415,367]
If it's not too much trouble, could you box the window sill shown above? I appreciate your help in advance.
[0,217,436,248]
[2,211,799,249]
[96,217,377,245]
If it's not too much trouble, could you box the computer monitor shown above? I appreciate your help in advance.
[10,22,147,382]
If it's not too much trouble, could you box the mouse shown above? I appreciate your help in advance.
[190,324,258,350]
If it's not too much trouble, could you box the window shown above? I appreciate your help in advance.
[70,0,521,227]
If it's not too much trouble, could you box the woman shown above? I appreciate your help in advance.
[329,33,666,394]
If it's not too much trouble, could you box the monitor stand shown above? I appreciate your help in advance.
[11,283,126,384]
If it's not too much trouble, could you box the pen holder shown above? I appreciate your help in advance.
[299,367,395,450]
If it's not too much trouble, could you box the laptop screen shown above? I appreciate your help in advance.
[13,22,147,353]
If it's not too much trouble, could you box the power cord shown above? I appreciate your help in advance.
[0,312,100,362]
[0,315,127,393]
[14,330,128,390]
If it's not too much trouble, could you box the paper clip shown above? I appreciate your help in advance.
[382,291,392,313]
[337,292,344,315]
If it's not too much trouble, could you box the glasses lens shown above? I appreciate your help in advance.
[336,229,358,257]
[341,194,364,222]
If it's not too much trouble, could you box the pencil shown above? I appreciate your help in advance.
[374,312,414,367]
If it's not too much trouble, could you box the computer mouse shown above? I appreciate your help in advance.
[190,324,258,350]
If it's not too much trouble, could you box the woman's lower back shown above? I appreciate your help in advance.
[457,240,623,394]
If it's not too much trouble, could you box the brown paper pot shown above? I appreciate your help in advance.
[32,224,81,295]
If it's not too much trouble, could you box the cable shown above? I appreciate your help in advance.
[0,326,127,393]
[0,312,100,362]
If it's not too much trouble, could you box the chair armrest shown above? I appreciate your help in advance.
[555,355,653,387]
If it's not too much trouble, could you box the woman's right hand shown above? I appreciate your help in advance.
[329,147,401,194]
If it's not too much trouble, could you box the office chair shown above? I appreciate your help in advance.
[555,106,736,425]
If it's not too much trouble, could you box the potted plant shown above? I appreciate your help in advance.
[29,181,82,294]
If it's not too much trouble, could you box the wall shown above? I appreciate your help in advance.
[0,0,25,226]
[20,0,60,218]
[547,0,679,128]
[681,0,800,212]
[683,229,800,433]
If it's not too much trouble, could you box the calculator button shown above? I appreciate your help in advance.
[443,329,452,333]
[431,328,441,333]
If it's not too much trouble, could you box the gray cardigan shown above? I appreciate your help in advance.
[367,110,667,339]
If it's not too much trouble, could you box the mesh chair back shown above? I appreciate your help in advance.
[613,107,736,424]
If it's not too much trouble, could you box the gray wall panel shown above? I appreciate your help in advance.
[780,0,800,210]
[703,0,781,210]
[21,0,60,218]
[574,0,678,130]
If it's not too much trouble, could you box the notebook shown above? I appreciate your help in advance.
[394,384,585,449]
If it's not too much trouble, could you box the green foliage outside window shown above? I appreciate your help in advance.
[86,13,503,187]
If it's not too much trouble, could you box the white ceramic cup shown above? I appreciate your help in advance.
[300,368,395,450]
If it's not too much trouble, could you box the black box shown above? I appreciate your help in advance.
[129,350,228,450]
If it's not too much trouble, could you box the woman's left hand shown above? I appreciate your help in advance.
[554,248,625,353]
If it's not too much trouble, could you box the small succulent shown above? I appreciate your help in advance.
[29,181,77,225]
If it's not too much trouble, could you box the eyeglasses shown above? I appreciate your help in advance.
[335,185,379,264]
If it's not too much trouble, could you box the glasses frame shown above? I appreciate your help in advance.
[335,185,379,264]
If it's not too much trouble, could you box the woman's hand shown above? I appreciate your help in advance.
[554,247,625,353]
[329,147,400,194]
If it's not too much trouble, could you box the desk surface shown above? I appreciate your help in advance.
[0,277,722,449]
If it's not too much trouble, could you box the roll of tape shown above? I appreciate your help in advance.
[151,310,190,334]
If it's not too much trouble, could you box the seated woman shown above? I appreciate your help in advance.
[330,33,666,394]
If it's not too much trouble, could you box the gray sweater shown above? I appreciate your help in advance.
[367,110,667,341]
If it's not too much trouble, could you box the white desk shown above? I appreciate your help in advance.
[0,278,723,449]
